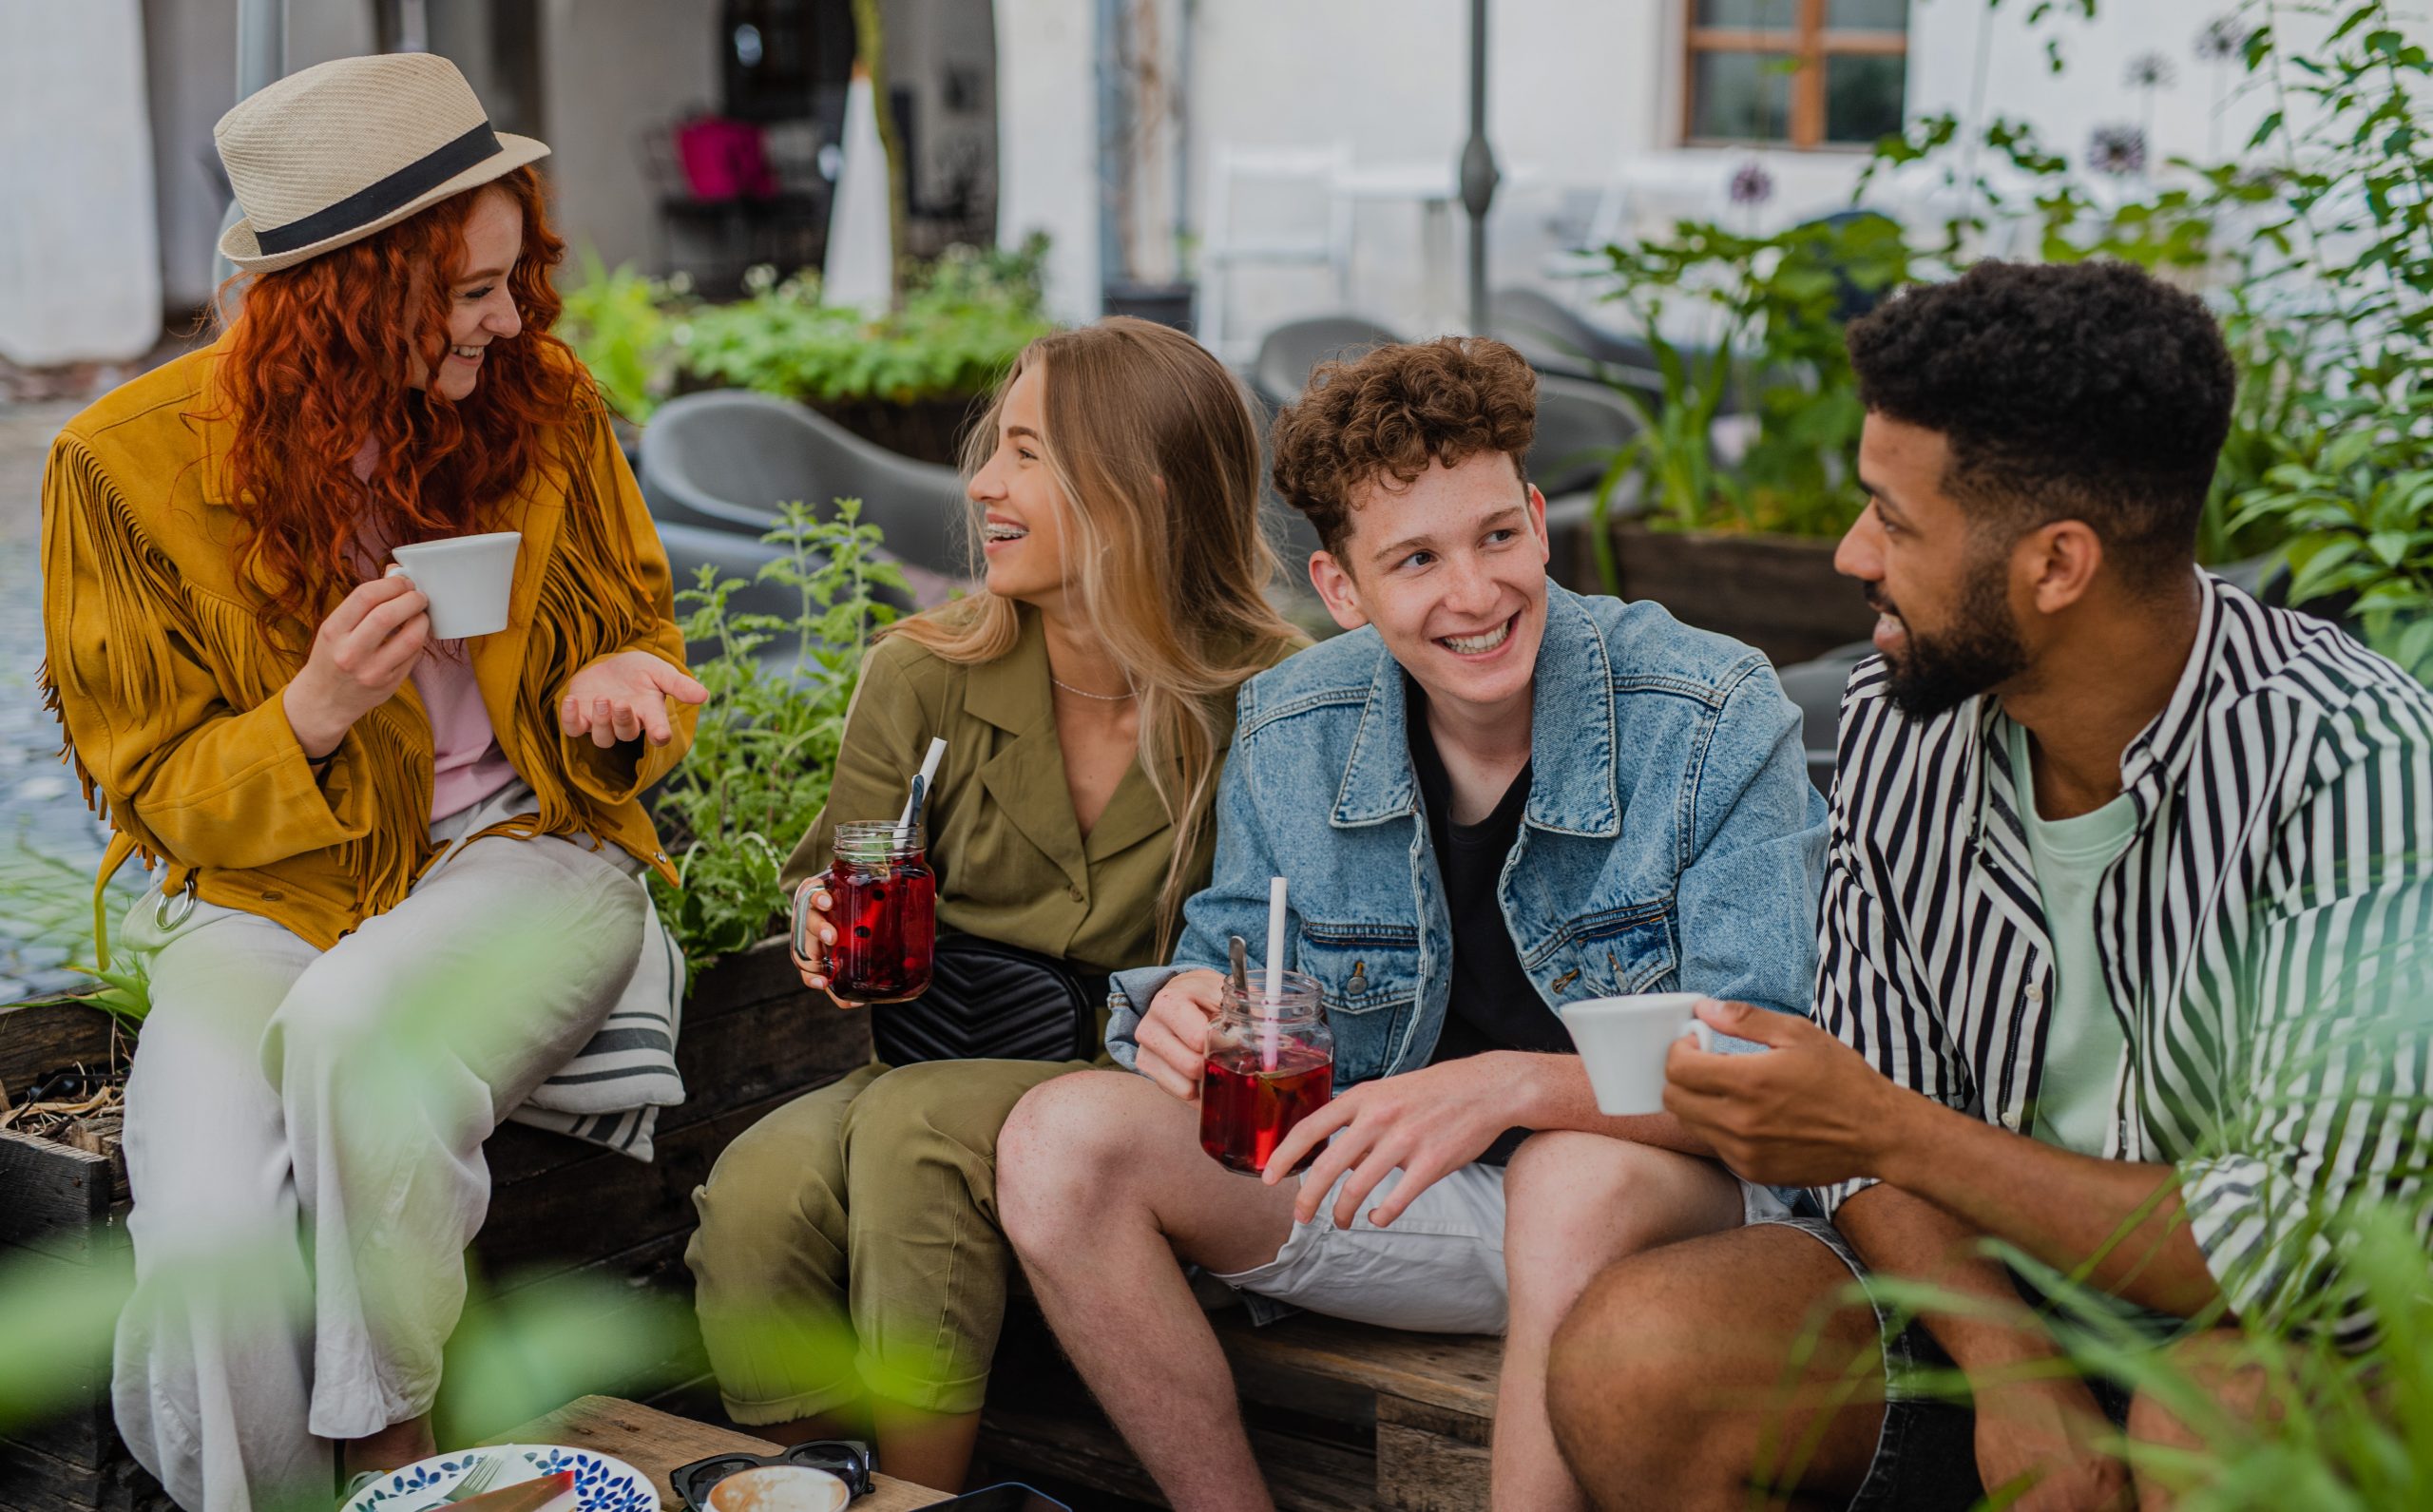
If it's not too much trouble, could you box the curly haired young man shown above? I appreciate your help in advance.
[1547,260,2433,1510]
[993,337,1830,1509]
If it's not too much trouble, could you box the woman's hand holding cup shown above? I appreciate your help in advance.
[281,574,431,759]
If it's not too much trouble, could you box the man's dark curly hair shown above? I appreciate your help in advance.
[1846,259,2233,589]
[1270,336,1537,563]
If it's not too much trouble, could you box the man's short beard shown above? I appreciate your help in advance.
[1880,551,2030,720]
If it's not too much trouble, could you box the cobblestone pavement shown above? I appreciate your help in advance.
[0,399,123,1000]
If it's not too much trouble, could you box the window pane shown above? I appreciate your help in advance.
[1826,0,1909,29]
[1690,51,1793,143]
[1826,53,1906,144]
[1696,0,1799,28]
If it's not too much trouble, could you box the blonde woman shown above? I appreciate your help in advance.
[684,317,1303,1489]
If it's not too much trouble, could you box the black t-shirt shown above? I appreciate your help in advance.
[1408,679,1571,1162]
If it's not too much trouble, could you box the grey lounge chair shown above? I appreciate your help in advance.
[1530,373,1642,591]
[1489,287,1666,405]
[640,389,971,579]
[1250,316,1409,412]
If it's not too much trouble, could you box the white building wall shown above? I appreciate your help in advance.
[2,0,162,365]
[992,0,1101,322]
[539,0,721,275]
[136,0,378,316]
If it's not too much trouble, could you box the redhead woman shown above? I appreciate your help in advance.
[684,317,1305,1490]
[39,56,704,1511]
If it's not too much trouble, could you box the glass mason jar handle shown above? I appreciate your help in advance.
[790,876,824,971]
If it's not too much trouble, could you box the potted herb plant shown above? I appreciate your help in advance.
[1585,209,1910,665]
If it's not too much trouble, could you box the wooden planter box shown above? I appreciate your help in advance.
[1608,520,1875,668]
[0,937,866,1512]
[0,1000,136,1512]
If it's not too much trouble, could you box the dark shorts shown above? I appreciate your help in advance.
[1757,1214,2138,1512]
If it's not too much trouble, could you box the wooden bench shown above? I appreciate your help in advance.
[981,1301,1503,1510]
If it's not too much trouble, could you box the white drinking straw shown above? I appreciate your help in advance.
[1261,875,1288,1071]
[898,737,948,830]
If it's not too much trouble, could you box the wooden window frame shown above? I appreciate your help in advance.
[1682,0,1909,151]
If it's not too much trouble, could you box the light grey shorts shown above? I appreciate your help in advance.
[1212,1157,1791,1335]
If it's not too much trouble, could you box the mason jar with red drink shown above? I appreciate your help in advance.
[812,820,936,1005]
[1198,968,1333,1177]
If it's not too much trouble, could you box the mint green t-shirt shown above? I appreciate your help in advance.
[2008,719,2138,1155]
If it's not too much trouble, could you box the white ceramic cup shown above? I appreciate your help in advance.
[703,1466,851,1512]
[385,530,521,640]
[1557,991,1718,1116]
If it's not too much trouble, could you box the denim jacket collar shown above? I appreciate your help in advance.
[1329,584,1621,839]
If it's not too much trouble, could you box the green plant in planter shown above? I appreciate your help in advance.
[2228,381,2433,681]
[1587,214,1916,593]
[556,248,683,424]
[2191,2,2433,664]
[647,498,910,981]
[675,235,1053,407]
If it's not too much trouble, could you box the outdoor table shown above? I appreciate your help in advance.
[488,1396,952,1510]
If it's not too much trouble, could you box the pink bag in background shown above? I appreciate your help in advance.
[675,117,776,201]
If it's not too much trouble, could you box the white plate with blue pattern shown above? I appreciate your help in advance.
[341,1445,658,1512]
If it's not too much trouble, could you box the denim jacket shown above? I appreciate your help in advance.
[1109,584,1830,1087]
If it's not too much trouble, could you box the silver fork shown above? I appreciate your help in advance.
[437,1454,507,1505]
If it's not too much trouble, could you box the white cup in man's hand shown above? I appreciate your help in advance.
[1558,991,1718,1116]
[385,530,520,640]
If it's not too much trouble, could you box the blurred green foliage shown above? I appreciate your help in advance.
[556,248,680,425]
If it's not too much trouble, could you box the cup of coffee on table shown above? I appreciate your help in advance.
[703,1466,852,1512]
[385,530,521,640]
[1558,992,1717,1116]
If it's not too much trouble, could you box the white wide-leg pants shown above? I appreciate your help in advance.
[109,804,647,1512]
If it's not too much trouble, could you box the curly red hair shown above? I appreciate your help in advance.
[210,165,584,644]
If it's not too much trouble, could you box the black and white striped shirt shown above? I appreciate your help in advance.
[1814,573,2433,1340]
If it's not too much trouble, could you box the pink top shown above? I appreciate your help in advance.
[352,441,523,822]
[412,653,521,822]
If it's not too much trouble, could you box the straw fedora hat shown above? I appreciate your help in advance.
[216,52,550,276]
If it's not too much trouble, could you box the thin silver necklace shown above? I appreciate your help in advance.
[1051,675,1137,701]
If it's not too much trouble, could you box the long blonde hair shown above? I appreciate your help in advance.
[891,316,1299,952]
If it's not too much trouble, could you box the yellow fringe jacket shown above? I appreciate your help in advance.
[39,337,696,954]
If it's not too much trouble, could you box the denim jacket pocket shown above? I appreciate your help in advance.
[1297,921,1421,1086]
[1547,899,1679,1001]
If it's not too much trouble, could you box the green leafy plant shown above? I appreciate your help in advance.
[672,235,1051,407]
[1588,212,1917,587]
[555,248,682,424]
[2229,379,2433,680]
[2197,2,2433,666]
[0,839,150,1029]
[646,498,910,980]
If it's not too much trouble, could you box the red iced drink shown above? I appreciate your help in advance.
[1199,1043,1333,1176]
[824,821,935,1005]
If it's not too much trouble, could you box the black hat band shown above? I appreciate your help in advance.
[252,122,505,256]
